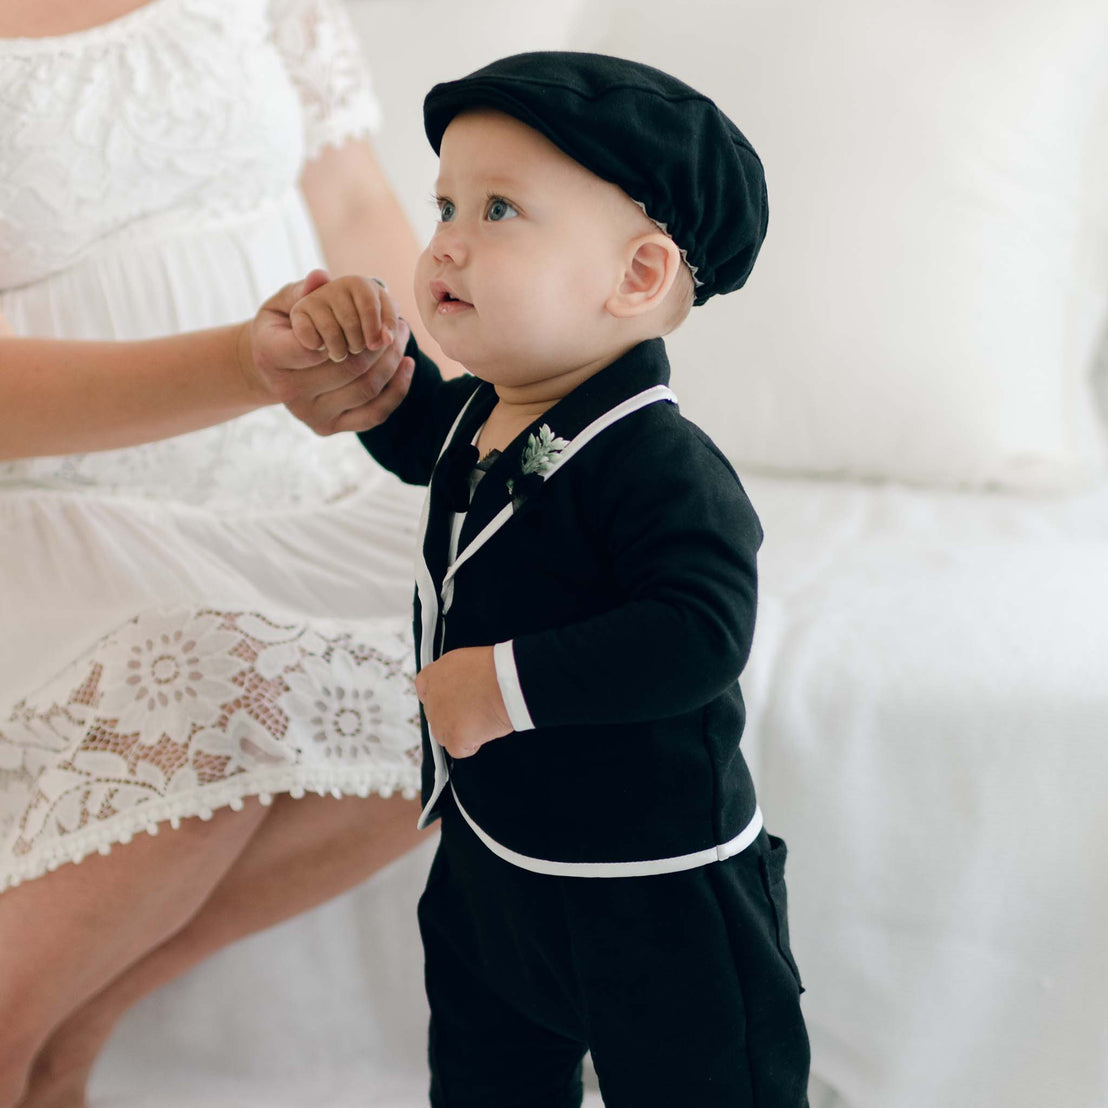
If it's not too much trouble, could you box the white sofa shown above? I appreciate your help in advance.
[95,2,1108,1106]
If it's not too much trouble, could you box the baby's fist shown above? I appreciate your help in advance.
[246,269,413,435]
[414,647,513,759]
[290,274,399,364]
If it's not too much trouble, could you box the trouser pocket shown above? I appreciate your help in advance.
[759,833,804,992]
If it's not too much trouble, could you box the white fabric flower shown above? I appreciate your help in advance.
[97,611,242,739]
[279,648,414,758]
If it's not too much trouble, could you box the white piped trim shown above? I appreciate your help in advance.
[440,386,677,600]
[0,763,420,894]
[493,640,534,732]
[414,394,483,827]
[452,786,763,878]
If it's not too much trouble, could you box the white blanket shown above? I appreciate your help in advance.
[92,475,1108,1107]
[744,475,1108,1108]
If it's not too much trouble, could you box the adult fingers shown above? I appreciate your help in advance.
[331,355,415,433]
[268,345,377,409]
[322,316,409,397]
[290,350,376,392]
[284,355,410,434]
[331,318,410,410]
[283,317,411,431]
[261,268,329,316]
[310,356,402,429]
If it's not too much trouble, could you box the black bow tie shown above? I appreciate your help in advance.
[436,441,480,513]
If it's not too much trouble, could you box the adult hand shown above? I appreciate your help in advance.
[414,646,514,759]
[243,269,415,435]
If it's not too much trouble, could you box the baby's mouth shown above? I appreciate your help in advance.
[429,283,474,314]
[431,280,473,313]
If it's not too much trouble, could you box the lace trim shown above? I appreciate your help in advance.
[0,767,419,892]
[0,605,422,893]
[269,0,382,161]
[0,766,418,895]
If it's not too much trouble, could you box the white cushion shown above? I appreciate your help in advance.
[569,0,1108,491]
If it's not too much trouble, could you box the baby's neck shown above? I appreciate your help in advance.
[477,398,555,457]
[472,336,647,456]
[476,353,607,456]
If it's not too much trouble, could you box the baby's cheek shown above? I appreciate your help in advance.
[413,251,437,323]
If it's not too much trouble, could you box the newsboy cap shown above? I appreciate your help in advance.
[423,51,768,306]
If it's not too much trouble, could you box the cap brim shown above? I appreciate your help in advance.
[425,81,573,160]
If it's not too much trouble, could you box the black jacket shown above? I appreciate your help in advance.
[359,337,763,872]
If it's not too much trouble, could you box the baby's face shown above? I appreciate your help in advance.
[415,109,640,387]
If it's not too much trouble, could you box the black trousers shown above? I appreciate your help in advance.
[418,798,810,1108]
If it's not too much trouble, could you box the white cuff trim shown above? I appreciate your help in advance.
[493,640,535,732]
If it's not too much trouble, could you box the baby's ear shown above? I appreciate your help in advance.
[606,233,683,319]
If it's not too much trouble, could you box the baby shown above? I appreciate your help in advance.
[284,51,808,1108]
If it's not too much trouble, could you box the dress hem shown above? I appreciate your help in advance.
[0,761,421,894]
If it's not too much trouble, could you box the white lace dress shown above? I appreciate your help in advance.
[0,0,425,893]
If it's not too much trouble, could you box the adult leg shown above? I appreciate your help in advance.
[20,791,427,1108]
[0,801,271,1108]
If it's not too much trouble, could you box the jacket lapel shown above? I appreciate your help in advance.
[422,382,498,589]
[458,338,673,550]
[415,380,497,828]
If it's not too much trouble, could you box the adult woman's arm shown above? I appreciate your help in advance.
[300,138,467,379]
[0,273,411,461]
[0,322,262,461]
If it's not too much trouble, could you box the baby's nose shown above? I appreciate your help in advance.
[431,223,467,266]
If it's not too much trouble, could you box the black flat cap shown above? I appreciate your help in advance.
[424,51,768,306]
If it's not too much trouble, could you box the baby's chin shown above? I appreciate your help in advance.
[427,330,475,372]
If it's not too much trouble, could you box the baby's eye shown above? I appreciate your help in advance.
[437,197,456,222]
[485,197,518,222]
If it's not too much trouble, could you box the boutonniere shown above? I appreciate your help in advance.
[506,424,570,510]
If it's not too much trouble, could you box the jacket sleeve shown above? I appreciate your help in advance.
[356,336,479,487]
[505,419,762,728]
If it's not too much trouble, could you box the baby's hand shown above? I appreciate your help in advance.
[290,273,399,363]
[414,647,513,759]
[247,270,414,435]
